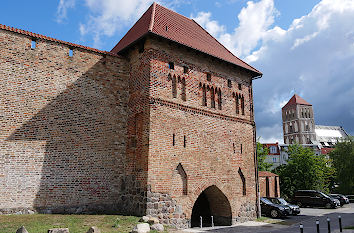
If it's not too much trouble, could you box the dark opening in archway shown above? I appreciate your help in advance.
[191,185,232,227]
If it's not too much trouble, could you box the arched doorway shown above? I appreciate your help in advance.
[191,185,232,227]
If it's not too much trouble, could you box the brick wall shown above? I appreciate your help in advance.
[259,175,280,198]
[0,29,144,214]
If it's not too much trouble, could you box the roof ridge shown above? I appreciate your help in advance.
[154,3,196,22]
[0,24,119,57]
[191,19,262,75]
[148,2,156,32]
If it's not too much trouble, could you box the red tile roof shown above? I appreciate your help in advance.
[111,2,262,76]
[0,24,120,57]
[282,94,312,109]
[259,171,279,177]
[321,148,334,155]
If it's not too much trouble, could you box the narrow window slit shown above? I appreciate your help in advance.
[206,73,211,81]
[31,39,36,49]
[228,79,232,88]
[69,48,73,57]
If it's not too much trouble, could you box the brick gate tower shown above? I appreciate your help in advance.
[0,2,262,229]
[282,94,316,144]
[111,3,262,227]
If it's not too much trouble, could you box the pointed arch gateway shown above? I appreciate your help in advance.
[191,185,232,227]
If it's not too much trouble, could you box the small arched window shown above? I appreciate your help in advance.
[181,77,186,101]
[235,93,239,114]
[202,84,207,106]
[172,75,177,98]
[241,95,245,115]
[210,87,215,108]
[217,89,222,110]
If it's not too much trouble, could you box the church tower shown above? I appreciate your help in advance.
[282,94,316,144]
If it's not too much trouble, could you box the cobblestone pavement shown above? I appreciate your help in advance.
[174,203,354,233]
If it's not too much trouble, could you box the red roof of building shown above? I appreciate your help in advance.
[259,171,279,177]
[282,94,312,109]
[321,148,334,155]
[111,2,262,76]
[0,24,120,57]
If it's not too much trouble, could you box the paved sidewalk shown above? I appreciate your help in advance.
[172,204,354,233]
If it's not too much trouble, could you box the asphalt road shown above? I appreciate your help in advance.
[183,203,354,233]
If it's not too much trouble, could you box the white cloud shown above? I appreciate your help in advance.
[191,12,226,38]
[81,0,155,47]
[257,124,283,143]
[56,0,75,23]
[193,0,280,58]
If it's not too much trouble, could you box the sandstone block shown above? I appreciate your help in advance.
[139,216,150,223]
[148,217,159,225]
[86,226,100,233]
[48,228,69,233]
[16,226,29,233]
[151,224,164,232]
[132,223,150,233]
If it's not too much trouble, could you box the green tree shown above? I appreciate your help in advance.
[273,144,335,199]
[329,137,354,194]
[257,142,272,171]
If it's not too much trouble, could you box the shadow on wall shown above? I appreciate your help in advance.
[6,58,146,215]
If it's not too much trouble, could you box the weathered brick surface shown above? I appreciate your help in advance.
[0,29,145,214]
[0,27,259,228]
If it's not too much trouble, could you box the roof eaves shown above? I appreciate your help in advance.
[116,32,150,55]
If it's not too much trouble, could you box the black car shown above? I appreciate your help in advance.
[330,194,349,206]
[292,190,339,208]
[260,197,291,218]
[346,195,354,203]
[267,197,300,215]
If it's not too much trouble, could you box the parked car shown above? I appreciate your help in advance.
[260,197,291,218]
[330,194,349,206]
[291,190,340,208]
[346,195,354,203]
[267,197,300,215]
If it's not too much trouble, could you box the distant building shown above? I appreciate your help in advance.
[262,94,350,169]
[281,94,349,149]
[315,125,349,148]
[262,143,283,170]
[282,94,316,145]
[261,143,320,170]
[258,171,280,198]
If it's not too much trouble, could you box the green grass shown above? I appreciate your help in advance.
[0,214,141,233]
[255,216,271,222]
[344,226,354,229]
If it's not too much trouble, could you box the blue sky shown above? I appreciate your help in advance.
[1,0,354,142]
